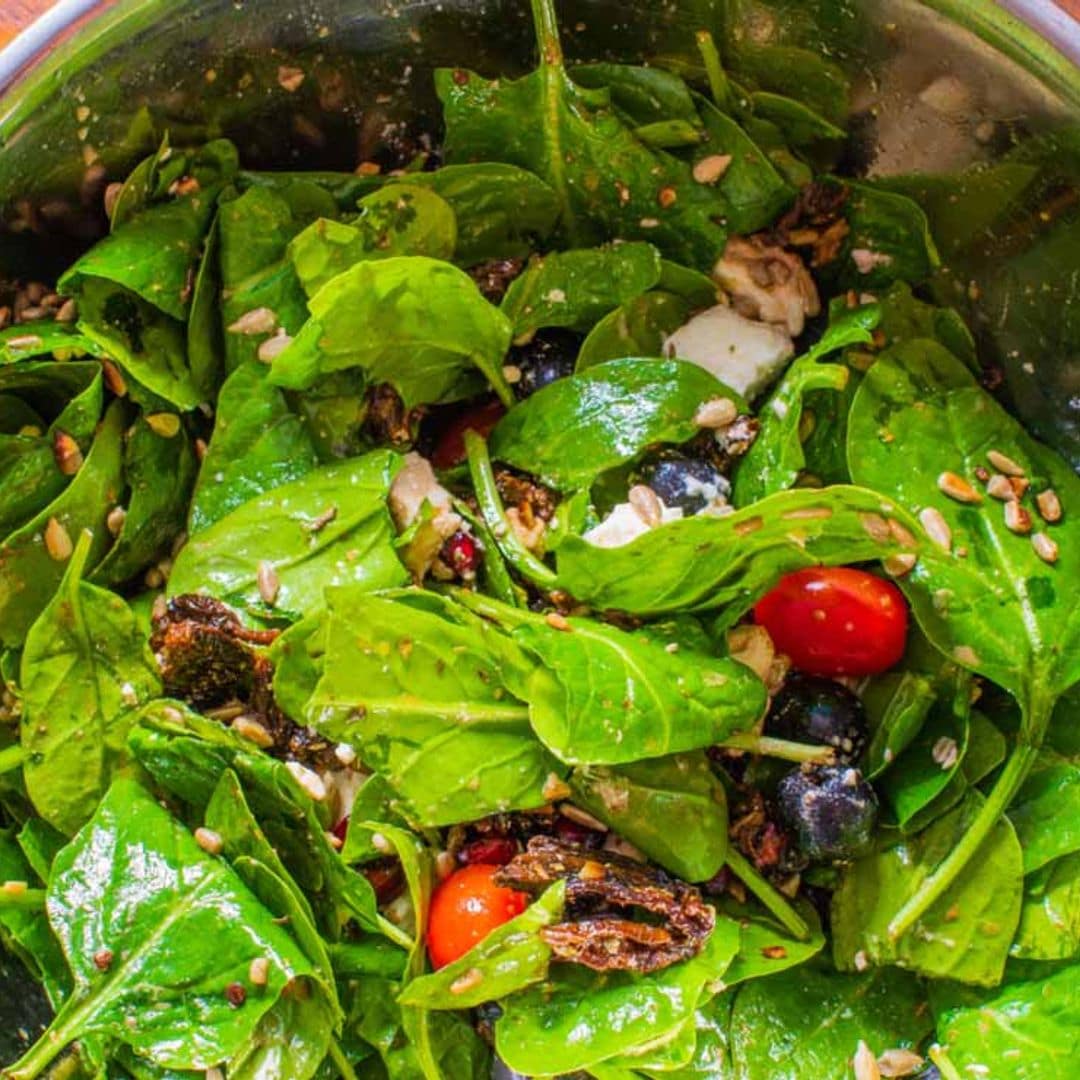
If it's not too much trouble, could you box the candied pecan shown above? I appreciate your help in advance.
[495,837,715,973]
[494,466,559,522]
[364,383,415,446]
[151,595,337,769]
[468,257,525,303]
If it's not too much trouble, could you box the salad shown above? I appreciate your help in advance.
[1,0,1079,1077]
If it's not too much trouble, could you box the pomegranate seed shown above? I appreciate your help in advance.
[441,531,483,576]
[553,815,604,850]
[459,838,518,866]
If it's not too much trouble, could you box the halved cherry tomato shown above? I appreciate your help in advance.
[430,399,506,469]
[426,864,528,969]
[754,567,907,677]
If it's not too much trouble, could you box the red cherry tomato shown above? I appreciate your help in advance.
[754,567,908,677]
[427,864,528,969]
[430,399,506,469]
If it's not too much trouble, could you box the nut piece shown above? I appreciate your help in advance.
[44,517,73,561]
[1031,532,1059,565]
[93,948,114,971]
[256,560,280,606]
[1036,489,1062,524]
[692,154,733,185]
[918,507,952,552]
[194,827,224,855]
[106,505,127,536]
[877,1048,926,1078]
[985,474,1015,501]
[694,397,738,430]
[1003,500,1032,535]
[628,484,662,527]
[853,1040,881,1080]
[987,449,1025,477]
[937,471,982,504]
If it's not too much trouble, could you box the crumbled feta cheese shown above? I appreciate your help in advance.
[583,500,683,548]
[664,304,794,400]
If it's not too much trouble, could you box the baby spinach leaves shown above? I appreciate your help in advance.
[436,0,736,270]
[302,589,559,826]
[576,291,691,369]
[847,338,1080,938]
[1011,852,1080,960]
[1008,751,1080,876]
[489,357,741,491]
[832,791,1024,986]
[500,243,661,340]
[19,531,160,836]
[570,753,728,881]
[169,450,407,621]
[6,778,324,1080]
[268,256,515,408]
[553,485,920,619]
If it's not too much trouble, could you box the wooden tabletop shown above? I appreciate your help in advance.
[1,0,1078,50]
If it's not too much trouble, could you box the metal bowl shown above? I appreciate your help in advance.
[0,0,1077,468]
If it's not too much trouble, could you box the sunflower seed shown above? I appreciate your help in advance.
[194,828,224,855]
[52,431,83,475]
[985,474,1015,501]
[918,507,952,551]
[932,736,959,770]
[883,553,917,577]
[450,967,485,995]
[853,1039,881,1080]
[692,154,733,184]
[987,449,1025,477]
[257,560,280,605]
[937,472,981,504]
[286,761,327,802]
[628,484,662,527]
[694,397,738,429]
[145,412,181,438]
[545,612,572,632]
[248,957,270,986]
[1036,489,1062,524]
[44,517,73,561]
[877,1048,925,1077]
[106,506,127,536]
[227,307,278,335]
[257,329,293,363]
[1003,500,1032,535]
[233,715,275,749]
[1031,532,1059,564]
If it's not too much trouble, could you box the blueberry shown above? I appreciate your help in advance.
[639,454,730,515]
[510,329,580,399]
[766,674,868,764]
[777,764,878,863]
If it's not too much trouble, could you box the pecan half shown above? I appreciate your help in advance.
[495,836,715,973]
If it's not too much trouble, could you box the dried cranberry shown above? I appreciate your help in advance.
[553,815,605,849]
[440,531,483,577]
[332,816,350,844]
[430,398,506,469]
[459,837,518,866]
[363,858,407,905]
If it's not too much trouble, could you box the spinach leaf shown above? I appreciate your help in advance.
[692,94,794,236]
[169,450,408,621]
[187,211,223,399]
[832,791,1023,986]
[553,485,920,619]
[576,291,691,370]
[5,777,324,1079]
[0,399,126,647]
[569,752,728,881]
[302,589,560,826]
[188,360,318,535]
[932,965,1080,1077]
[500,243,661,340]
[733,303,880,505]
[459,592,766,767]
[19,531,160,836]
[826,179,941,291]
[268,256,515,408]
[847,338,1080,938]
[91,412,198,587]
[728,966,932,1080]
[495,918,740,1076]
[1012,852,1080,960]
[289,185,457,296]
[399,881,565,1009]
[1008,751,1080,875]
[861,670,937,780]
[218,185,311,375]
[435,0,735,270]
[720,898,825,988]
[569,63,700,126]
[489,357,743,492]
[227,988,338,1080]
[268,610,326,723]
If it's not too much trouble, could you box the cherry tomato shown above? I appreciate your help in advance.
[427,864,528,969]
[754,567,907,677]
[430,399,506,469]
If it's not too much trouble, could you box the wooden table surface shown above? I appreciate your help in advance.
[1,0,1078,49]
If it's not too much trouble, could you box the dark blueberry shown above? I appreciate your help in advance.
[510,329,580,399]
[777,764,878,863]
[639,453,730,516]
[767,674,868,764]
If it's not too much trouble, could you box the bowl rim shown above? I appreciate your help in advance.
[0,0,1078,137]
